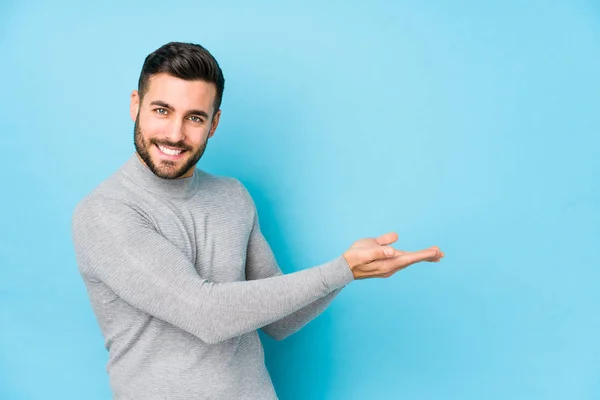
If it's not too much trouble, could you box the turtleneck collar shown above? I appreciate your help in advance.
[120,152,200,200]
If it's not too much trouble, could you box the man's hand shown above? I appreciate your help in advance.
[342,232,444,279]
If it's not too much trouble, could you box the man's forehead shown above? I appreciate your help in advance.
[144,73,216,110]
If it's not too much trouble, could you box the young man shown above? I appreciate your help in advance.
[71,41,444,400]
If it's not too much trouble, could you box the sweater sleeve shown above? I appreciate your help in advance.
[240,184,353,341]
[71,194,353,345]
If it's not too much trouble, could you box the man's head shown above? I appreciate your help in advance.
[130,42,225,179]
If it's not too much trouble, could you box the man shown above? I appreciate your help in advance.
[71,41,444,400]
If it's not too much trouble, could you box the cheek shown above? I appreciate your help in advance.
[141,118,168,138]
[188,126,211,145]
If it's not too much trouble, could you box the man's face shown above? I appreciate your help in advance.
[130,72,221,179]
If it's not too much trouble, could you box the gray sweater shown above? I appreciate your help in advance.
[71,153,355,400]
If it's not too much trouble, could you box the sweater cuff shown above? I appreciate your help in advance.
[318,255,355,292]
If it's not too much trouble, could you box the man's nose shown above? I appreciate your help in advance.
[164,119,185,143]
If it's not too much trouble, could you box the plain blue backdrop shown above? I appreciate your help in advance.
[1,0,599,399]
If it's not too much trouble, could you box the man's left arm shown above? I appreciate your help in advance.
[240,182,347,341]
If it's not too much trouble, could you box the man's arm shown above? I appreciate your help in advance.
[71,194,354,345]
[240,183,345,341]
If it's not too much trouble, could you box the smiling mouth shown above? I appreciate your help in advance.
[155,143,187,157]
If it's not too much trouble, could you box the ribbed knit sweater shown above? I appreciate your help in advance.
[70,153,354,399]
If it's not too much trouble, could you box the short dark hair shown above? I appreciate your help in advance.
[137,42,225,113]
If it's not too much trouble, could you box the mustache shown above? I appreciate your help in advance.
[151,140,191,151]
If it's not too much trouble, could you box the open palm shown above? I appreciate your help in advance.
[344,232,444,279]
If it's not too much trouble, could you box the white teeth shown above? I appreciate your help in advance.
[158,145,183,156]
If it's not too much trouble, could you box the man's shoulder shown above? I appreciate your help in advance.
[72,171,129,216]
[195,170,246,197]
[194,171,256,211]
[71,160,146,225]
[71,190,129,230]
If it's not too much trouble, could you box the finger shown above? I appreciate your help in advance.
[402,248,440,264]
[425,246,442,258]
[391,247,441,261]
[375,232,398,246]
[430,250,445,262]
[429,247,442,259]
[371,247,443,276]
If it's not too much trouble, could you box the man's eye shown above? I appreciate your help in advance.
[189,116,203,123]
[155,108,168,115]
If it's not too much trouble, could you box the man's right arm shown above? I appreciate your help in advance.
[71,195,354,345]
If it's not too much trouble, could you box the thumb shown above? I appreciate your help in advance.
[375,232,398,246]
[377,245,395,260]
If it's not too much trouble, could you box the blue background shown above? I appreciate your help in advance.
[1,0,599,399]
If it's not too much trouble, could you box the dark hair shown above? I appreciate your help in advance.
[137,42,225,113]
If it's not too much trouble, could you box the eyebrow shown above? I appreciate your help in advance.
[149,100,209,119]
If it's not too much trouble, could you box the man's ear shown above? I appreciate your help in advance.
[130,90,140,121]
[208,109,222,139]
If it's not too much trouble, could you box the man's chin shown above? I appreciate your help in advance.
[142,154,176,176]
[152,164,190,179]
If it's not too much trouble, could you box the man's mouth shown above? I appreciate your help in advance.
[156,143,186,158]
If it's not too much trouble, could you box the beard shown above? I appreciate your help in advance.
[133,114,209,179]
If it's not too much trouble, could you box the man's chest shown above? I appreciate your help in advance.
[142,199,252,282]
